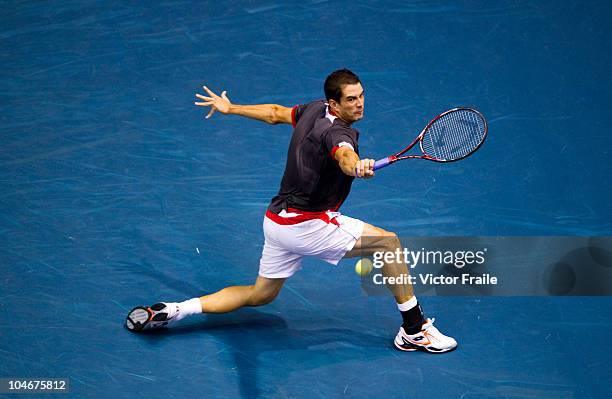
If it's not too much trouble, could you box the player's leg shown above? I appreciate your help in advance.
[199,276,285,313]
[125,276,285,332]
[125,215,297,332]
[345,223,413,302]
[344,222,457,353]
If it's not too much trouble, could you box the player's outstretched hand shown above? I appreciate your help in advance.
[195,86,232,119]
[355,158,375,179]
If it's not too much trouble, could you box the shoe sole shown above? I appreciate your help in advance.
[125,306,152,332]
[395,342,458,354]
[126,303,172,332]
[394,337,457,353]
[393,338,418,352]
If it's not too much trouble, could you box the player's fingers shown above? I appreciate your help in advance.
[363,160,373,176]
[203,85,216,97]
[205,108,216,119]
[358,160,367,174]
[194,101,214,106]
[221,91,229,101]
[361,159,370,177]
[195,93,213,101]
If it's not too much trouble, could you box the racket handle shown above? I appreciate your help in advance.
[373,157,392,171]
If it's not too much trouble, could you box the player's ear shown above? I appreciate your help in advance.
[328,99,339,113]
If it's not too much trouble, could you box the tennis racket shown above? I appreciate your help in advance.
[373,107,488,170]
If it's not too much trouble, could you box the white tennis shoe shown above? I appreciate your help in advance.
[125,302,180,332]
[394,318,457,353]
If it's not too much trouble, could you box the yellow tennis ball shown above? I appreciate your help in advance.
[355,258,373,276]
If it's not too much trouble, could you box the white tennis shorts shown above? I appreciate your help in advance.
[258,210,365,279]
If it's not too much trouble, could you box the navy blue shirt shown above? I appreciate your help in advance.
[268,100,360,213]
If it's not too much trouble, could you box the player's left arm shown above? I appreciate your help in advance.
[195,85,292,125]
[334,147,375,179]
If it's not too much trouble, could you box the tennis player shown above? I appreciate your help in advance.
[125,69,457,353]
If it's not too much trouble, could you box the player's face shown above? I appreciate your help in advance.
[333,83,364,123]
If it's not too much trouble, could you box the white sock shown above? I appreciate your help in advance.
[174,298,202,321]
[397,296,418,312]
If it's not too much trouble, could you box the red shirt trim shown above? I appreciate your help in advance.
[291,105,298,128]
[330,145,341,159]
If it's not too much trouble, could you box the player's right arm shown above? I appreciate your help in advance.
[195,85,293,125]
[334,147,375,179]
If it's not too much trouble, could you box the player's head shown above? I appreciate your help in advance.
[325,68,364,124]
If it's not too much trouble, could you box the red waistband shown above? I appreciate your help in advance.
[265,209,340,226]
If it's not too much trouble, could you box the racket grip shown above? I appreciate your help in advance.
[373,157,391,171]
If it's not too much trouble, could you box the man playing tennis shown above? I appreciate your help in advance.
[125,69,457,353]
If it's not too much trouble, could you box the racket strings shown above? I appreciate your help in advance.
[421,110,486,161]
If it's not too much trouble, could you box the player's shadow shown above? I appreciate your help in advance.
[135,309,394,398]
[116,258,205,295]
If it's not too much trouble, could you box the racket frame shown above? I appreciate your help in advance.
[373,107,488,170]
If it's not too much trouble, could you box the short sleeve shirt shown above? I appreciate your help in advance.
[268,100,360,213]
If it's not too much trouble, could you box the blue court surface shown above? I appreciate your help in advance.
[2,1,612,398]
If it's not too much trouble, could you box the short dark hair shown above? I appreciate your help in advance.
[324,68,361,102]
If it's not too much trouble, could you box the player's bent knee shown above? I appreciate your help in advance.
[390,232,401,247]
[248,283,282,306]
[249,290,279,306]
[260,291,279,305]
[350,225,402,257]
[380,231,401,252]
